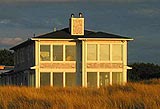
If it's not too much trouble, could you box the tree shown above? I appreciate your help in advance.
[128,63,160,82]
[0,49,14,66]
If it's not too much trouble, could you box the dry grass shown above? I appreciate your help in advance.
[0,79,160,109]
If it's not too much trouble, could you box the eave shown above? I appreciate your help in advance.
[78,38,134,41]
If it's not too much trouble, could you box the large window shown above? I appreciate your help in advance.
[112,72,122,84]
[87,72,97,87]
[65,45,76,61]
[40,45,50,61]
[65,72,76,87]
[40,44,76,61]
[87,44,123,61]
[100,44,110,61]
[87,44,97,61]
[52,72,76,87]
[53,73,63,87]
[53,45,63,61]
[87,72,110,87]
[112,44,122,61]
[40,72,50,87]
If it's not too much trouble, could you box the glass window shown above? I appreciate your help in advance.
[112,44,122,61]
[100,44,110,61]
[53,73,63,87]
[29,71,35,87]
[40,72,50,87]
[40,45,50,61]
[87,72,97,87]
[65,73,76,87]
[65,45,76,61]
[99,72,110,87]
[53,45,63,61]
[87,44,97,61]
[112,72,122,84]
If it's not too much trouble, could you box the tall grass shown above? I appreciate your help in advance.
[0,79,160,109]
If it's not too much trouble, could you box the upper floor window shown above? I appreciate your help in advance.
[100,44,110,61]
[112,44,122,61]
[40,45,50,61]
[65,45,76,61]
[87,44,97,61]
[53,45,63,61]
[87,44,122,61]
[40,44,76,61]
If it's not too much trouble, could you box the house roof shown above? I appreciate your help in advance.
[10,39,33,50]
[35,28,132,39]
[10,28,133,50]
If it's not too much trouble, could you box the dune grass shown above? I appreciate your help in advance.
[0,79,160,109]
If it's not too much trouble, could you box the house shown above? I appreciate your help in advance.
[0,65,14,85]
[0,13,133,88]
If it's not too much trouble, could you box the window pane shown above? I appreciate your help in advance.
[40,45,50,61]
[112,44,122,61]
[53,73,63,87]
[29,71,35,87]
[99,72,110,87]
[65,45,76,61]
[53,45,63,61]
[40,72,50,87]
[87,72,97,87]
[87,44,97,61]
[112,72,122,84]
[65,73,76,87]
[100,44,110,61]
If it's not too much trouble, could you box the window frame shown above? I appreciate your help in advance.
[40,72,51,87]
[86,43,123,62]
[112,72,123,85]
[53,45,63,61]
[40,43,76,62]
[40,44,51,61]
[87,44,98,61]
[65,45,76,61]
[99,44,110,61]
[40,72,76,87]
[112,44,123,61]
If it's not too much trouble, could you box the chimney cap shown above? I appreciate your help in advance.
[79,12,83,17]
[71,13,74,18]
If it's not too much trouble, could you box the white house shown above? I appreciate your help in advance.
[0,13,133,88]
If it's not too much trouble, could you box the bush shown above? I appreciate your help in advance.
[128,63,160,82]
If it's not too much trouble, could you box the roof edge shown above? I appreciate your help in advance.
[78,38,134,41]
[10,39,33,50]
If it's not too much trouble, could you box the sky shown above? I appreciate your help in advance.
[0,0,160,64]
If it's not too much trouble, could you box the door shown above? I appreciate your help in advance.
[99,72,110,87]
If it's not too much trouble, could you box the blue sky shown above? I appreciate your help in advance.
[0,0,160,64]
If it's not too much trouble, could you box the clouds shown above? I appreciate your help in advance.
[0,38,23,46]
[133,8,160,16]
[0,19,10,24]
[0,0,157,3]
[0,0,77,2]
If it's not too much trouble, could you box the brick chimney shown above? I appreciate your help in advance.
[69,13,84,36]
